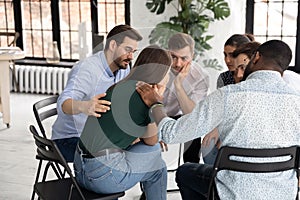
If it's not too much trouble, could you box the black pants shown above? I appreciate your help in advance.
[53,137,79,162]
[183,137,201,163]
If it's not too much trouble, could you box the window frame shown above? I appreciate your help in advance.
[246,0,300,73]
[9,0,130,65]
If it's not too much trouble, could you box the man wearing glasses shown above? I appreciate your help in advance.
[51,24,143,162]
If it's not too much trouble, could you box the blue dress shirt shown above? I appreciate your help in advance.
[52,51,130,140]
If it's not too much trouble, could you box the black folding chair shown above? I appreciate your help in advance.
[31,95,64,199]
[33,95,58,139]
[29,124,125,200]
[207,146,300,200]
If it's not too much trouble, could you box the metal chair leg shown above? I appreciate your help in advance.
[166,143,182,193]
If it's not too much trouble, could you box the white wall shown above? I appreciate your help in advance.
[130,0,247,92]
[130,0,177,49]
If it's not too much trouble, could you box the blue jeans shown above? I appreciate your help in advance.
[176,163,213,200]
[53,137,79,162]
[74,142,167,200]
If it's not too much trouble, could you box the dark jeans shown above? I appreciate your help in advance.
[183,137,202,163]
[53,137,79,162]
[176,162,213,200]
[202,143,219,165]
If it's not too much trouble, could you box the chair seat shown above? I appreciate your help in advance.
[35,178,125,200]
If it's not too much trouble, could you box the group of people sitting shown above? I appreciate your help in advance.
[50,24,300,200]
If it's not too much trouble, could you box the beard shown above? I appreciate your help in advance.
[113,57,131,70]
[241,60,253,81]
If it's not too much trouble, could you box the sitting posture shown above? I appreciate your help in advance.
[74,45,172,200]
[137,40,299,199]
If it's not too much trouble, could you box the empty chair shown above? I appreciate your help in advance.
[29,124,125,200]
[207,146,300,200]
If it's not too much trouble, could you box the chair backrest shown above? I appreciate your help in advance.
[207,145,300,200]
[33,95,58,138]
[29,124,125,200]
[29,124,86,199]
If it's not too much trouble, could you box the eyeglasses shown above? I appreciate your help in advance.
[118,44,138,56]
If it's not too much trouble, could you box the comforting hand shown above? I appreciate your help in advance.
[202,128,219,147]
[82,93,111,117]
[136,82,163,107]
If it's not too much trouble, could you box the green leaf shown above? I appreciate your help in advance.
[202,58,223,70]
[207,0,230,20]
[145,0,230,70]
[149,22,183,48]
[145,0,172,15]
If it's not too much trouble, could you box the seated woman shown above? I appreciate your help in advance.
[202,41,261,165]
[73,45,172,200]
[217,34,254,88]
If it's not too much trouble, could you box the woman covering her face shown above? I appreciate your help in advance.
[73,45,172,200]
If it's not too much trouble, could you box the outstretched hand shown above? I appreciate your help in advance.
[83,93,111,117]
[136,82,163,107]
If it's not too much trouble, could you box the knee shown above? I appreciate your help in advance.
[175,164,191,186]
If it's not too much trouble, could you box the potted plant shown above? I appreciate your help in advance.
[146,0,230,70]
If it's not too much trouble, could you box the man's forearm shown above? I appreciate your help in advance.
[175,83,195,114]
[62,99,85,115]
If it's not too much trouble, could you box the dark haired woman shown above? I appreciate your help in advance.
[73,45,172,200]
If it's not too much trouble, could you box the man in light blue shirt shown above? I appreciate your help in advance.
[52,25,142,162]
[137,40,300,199]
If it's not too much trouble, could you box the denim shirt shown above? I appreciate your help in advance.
[159,70,300,199]
[52,51,130,140]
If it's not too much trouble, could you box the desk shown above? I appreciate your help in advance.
[0,47,25,127]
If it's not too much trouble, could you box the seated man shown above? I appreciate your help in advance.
[164,33,210,163]
[137,40,299,199]
[51,25,142,162]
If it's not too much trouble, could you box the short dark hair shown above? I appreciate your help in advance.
[257,40,292,71]
[224,34,254,48]
[232,41,261,59]
[168,33,195,53]
[104,24,143,50]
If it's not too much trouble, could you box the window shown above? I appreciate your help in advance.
[246,0,300,72]
[0,0,16,46]
[0,0,127,62]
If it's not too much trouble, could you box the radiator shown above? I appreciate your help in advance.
[12,65,71,95]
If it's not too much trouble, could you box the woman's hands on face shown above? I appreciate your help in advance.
[136,81,163,107]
